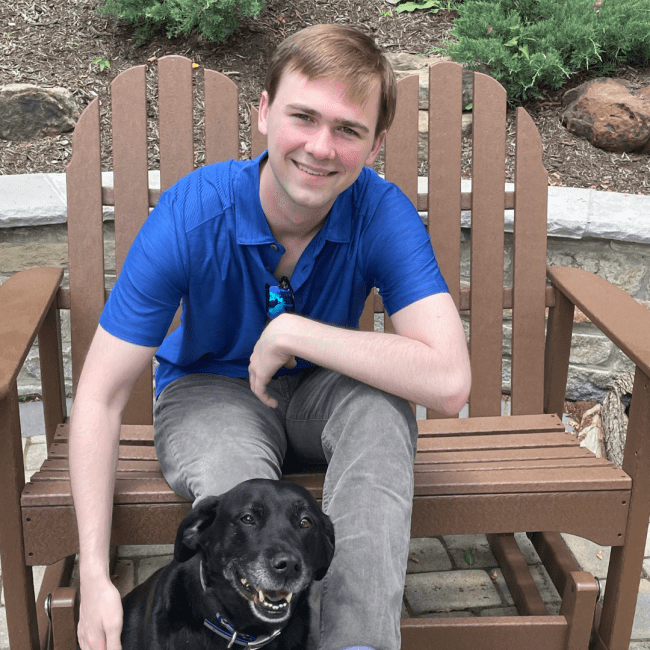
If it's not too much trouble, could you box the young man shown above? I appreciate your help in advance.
[70,24,471,650]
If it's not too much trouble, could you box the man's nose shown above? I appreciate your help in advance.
[304,127,335,159]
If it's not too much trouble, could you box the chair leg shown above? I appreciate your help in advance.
[0,386,40,650]
[559,572,598,650]
[596,368,650,650]
[50,588,79,650]
[36,557,77,649]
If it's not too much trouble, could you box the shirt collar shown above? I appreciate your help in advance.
[234,151,352,246]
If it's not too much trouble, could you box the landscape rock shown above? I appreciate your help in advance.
[0,84,78,141]
[386,52,475,110]
[561,78,650,153]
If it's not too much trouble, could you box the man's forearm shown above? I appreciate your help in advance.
[69,399,122,580]
[249,297,471,416]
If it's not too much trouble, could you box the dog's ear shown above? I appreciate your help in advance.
[313,510,336,582]
[174,496,221,563]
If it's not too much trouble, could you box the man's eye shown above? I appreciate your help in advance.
[340,126,358,136]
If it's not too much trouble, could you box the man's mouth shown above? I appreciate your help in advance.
[238,575,294,618]
[294,161,335,177]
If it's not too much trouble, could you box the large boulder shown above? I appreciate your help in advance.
[560,78,650,153]
[0,84,78,141]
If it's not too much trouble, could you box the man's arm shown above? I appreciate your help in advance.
[249,292,471,416]
[69,325,157,650]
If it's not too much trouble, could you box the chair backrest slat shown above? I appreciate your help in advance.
[111,64,154,424]
[384,74,419,206]
[510,108,548,415]
[468,72,507,417]
[204,70,239,164]
[158,56,194,190]
[111,65,149,275]
[427,62,463,308]
[66,98,105,394]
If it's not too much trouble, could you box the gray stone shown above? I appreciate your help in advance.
[547,187,590,239]
[444,535,497,569]
[0,84,78,141]
[587,191,650,245]
[562,534,611,580]
[633,580,650,639]
[407,537,453,573]
[404,570,502,614]
[137,555,173,585]
[112,559,135,598]
[569,333,613,366]
[0,173,67,227]
[0,606,8,650]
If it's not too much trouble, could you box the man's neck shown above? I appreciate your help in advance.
[258,157,331,246]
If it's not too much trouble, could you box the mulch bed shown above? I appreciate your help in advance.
[2,0,649,194]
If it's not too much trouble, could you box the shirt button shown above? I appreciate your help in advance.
[270,244,278,251]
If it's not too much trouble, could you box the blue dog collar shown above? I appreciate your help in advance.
[203,614,281,649]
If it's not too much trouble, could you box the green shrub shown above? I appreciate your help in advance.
[445,0,650,101]
[99,0,265,45]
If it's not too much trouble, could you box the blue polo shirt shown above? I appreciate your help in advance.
[99,153,448,397]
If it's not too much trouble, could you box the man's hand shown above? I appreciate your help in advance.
[249,315,297,407]
[77,578,123,650]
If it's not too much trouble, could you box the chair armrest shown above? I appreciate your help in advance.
[0,267,63,400]
[547,265,650,378]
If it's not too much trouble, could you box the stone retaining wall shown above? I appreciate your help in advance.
[1,182,648,402]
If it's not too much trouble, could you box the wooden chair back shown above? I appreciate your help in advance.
[64,56,549,428]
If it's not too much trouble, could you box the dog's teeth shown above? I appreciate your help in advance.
[258,590,266,603]
[286,593,293,603]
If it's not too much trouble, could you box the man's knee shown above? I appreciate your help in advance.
[322,383,418,462]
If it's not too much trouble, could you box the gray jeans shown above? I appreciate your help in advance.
[153,368,418,650]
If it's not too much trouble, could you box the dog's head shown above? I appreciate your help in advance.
[174,478,335,625]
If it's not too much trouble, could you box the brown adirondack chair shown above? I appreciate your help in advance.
[2,55,650,650]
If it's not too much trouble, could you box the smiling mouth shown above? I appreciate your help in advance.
[294,161,335,177]
[238,575,294,618]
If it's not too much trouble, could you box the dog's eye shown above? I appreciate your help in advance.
[240,515,255,525]
[299,517,312,529]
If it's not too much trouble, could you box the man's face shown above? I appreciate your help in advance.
[258,69,385,222]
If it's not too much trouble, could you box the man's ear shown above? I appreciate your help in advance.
[258,90,270,136]
[365,130,386,167]
[174,496,221,563]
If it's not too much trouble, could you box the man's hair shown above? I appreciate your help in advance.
[264,24,397,138]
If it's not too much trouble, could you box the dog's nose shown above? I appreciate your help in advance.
[271,552,301,578]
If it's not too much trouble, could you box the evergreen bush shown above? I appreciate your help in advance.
[98,0,265,45]
[445,0,650,101]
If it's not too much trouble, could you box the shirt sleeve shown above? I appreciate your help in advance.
[361,181,449,316]
[99,187,190,347]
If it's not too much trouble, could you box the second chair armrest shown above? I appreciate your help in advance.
[0,267,64,400]
[547,265,650,379]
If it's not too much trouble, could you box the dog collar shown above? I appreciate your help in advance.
[204,614,282,649]
[200,561,282,649]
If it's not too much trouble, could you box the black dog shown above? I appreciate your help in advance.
[120,478,335,650]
